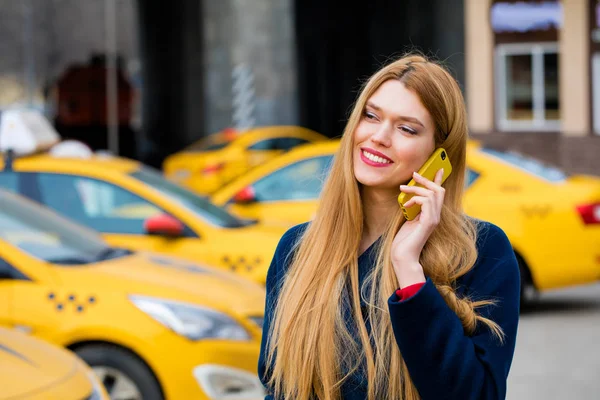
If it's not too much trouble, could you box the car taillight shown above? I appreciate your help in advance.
[576,202,600,225]
[202,163,225,175]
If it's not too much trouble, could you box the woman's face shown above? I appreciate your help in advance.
[353,79,436,191]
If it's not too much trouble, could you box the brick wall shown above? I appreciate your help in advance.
[471,132,600,177]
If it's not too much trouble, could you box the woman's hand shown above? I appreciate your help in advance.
[391,169,445,288]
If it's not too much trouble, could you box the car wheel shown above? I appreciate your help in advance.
[75,344,163,400]
[514,252,537,309]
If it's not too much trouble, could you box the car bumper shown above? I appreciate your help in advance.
[146,338,263,400]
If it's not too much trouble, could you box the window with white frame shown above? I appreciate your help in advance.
[495,43,560,131]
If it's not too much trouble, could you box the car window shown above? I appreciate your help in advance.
[0,258,11,276]
[274,137,310,151]
[0,172,18,193]
[252,155,333,202]
[466,168,480,188]
[0,191,110,265]
[0,257,29,280]
[480,147,567,183]
[130,167,251,228]
[248,137,311,151]
[37,173,163,235]
[248,138,277,151]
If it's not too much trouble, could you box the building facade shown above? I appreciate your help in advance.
[465,0,600,175]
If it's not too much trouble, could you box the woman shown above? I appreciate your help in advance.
[259,54,520,400]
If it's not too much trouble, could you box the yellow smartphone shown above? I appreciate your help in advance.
[397,148,452,221]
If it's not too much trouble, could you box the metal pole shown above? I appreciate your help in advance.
[23,0,35,107]
[105,0,119,155]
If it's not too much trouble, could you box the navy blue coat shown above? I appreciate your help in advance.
[259,221,520,399]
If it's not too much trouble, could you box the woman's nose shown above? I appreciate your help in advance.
[371,124,392,147]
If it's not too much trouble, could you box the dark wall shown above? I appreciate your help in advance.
[136,0,204,168]
[294,0,465,138]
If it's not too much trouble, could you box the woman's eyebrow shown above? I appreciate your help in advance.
[366,101,425,128]
[399,116,424,128]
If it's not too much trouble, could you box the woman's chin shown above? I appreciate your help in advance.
[356,175,396,190]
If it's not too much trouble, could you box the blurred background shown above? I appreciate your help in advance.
[2,0,596,171]
[0,1,599,399]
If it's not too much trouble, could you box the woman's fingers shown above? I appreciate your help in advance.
[404,195,440,225]
[402,195,429,210]
[411,169,445,192]
[399,185,433,197]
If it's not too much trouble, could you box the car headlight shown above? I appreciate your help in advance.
[129,295,250,341]
[193,365,265,399]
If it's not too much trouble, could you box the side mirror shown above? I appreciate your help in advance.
[232,186,256,204]
[144,214,184,238]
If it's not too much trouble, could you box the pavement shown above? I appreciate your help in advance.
[507,283,600,399]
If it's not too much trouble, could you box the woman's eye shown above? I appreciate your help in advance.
[399,125,417,135]
[363,111,377,121]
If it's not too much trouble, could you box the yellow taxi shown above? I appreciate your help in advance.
[211,140,600,303]
[0,110,285,285]
[0,189,266,400]
[163,126,327,195]
[211,140,339,226]
[0,326,108,400]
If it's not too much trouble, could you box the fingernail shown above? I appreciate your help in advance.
[413,171,420,176]
[440,168,444,175]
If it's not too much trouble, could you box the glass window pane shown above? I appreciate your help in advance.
[465,169,480,188]
[274,137,310,151]
[506,54,534,121]
[130,167,247,228]
[248,139,276,150]
[253,156,333,201]
[0,172,18,193]
[37,174,163,234]
[544,52,560,120]
[0,191,107,264]
[480,147,567,182]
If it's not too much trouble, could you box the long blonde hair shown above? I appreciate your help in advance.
[266,54,503,400]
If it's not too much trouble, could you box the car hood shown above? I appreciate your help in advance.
[60,252,266,317]
[0,328,81,398]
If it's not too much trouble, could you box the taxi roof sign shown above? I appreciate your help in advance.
[0,109,60,156]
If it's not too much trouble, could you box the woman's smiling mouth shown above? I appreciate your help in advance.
[360,147,394,167]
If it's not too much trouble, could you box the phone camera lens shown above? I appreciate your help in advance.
[441,151,446,160]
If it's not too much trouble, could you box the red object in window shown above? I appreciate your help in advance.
[144,214,184,237]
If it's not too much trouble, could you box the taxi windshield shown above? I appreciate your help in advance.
[129,167,253,228]
[480,147,568,183]
[0,191,125,265]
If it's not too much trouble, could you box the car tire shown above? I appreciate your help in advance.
[75,344,164,400]
[514,252,536,310]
